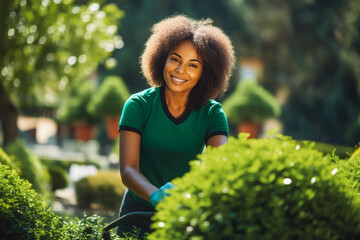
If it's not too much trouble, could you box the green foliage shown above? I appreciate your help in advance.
[0,163,64,239]
[48,165,69,191]
[0,0,124,110]
[0,162,124,240]
[335,148,360,193]
[5,139,50,194]
[63,214,122,240]
[223,80,281,124]
[0,148,21,174]
[149,134,360,240]
[75,170,126,210]
[88,75,130,118]
[57,80,100,124]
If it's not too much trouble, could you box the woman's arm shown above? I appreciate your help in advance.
[119,130,158,201]
[206,135,228,148]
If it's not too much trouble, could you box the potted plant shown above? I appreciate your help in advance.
[57,80,100,142]
[222,80,281,138]
[88,75,130,140]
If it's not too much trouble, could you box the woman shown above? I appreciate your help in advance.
[117,14,235,236]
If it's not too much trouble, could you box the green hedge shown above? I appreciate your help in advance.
[48,164,69,191]
[0,162,124,240]
[0,163,63,239]
[5,139,50,194]
[149,134,360,240]
[75,170,126,210]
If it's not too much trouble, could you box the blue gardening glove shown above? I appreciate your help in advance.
[150,182,176,207]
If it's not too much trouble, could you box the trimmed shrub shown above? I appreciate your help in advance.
[88,75,130,118]
[75,170,126,210]
[57,80,100,124]
[222,80,281,124]
[5,139,50,194]
[0,163,63,239]
[149,134,360,240]
[0,162,124,240]
[48,164,69,191]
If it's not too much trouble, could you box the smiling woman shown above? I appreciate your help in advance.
[115,14,235,237]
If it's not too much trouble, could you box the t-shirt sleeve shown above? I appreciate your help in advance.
[118,96,147,135]
[205,102,229,142]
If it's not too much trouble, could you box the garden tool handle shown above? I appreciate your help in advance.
[103,211,155,232]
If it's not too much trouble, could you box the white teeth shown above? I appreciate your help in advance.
[172,77,186,82]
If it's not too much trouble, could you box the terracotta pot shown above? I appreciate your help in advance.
[74,124,96,142]
[237,122,260,139]
[106,116,120,140]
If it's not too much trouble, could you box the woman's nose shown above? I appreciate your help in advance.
[176,63,185,74]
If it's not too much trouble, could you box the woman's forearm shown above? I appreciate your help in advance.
[120,166,158,202]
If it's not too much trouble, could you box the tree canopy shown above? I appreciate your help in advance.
[0,0,124,145]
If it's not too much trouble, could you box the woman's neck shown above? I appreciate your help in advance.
[164,87,189,118]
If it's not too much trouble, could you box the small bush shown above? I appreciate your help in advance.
[88,75,130,118]
[0,163,63,239]
[335,147,360,193]
[75,170,126,210]
[149,134,360,240]
[48,164,69,191]
[57,80,100,124]
[222,80,281,124]
[5,139,50,194]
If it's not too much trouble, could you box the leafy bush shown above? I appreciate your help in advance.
[88,75,130,118]
[48,164,69,191]
[222,80,281,124]
[75,170,126,210]
[0,163,63,239]
[5,139,50,194]
[335,147,360,193]
[149,134,360,240]
[0,162,124,240]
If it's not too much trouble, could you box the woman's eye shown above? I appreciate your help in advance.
[171,58,179,63]
[189,64,198,68]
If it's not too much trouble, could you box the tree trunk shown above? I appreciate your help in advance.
[0,0,17,147]
[0,80,18,147]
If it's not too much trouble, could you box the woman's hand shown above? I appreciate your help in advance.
[150,182,177,207]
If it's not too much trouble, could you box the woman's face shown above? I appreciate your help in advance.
[163,40,203,95]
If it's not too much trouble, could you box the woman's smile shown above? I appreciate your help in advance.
[171,75,187,85]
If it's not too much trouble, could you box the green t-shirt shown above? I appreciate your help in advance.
[119,86,229,208]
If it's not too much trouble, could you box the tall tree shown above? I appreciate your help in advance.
[0,0,124,146]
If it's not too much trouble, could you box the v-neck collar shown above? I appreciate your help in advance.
[160,86,191,125]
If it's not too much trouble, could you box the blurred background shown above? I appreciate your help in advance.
[0,0,359,220]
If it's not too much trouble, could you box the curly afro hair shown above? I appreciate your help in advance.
[141,14,235,110]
